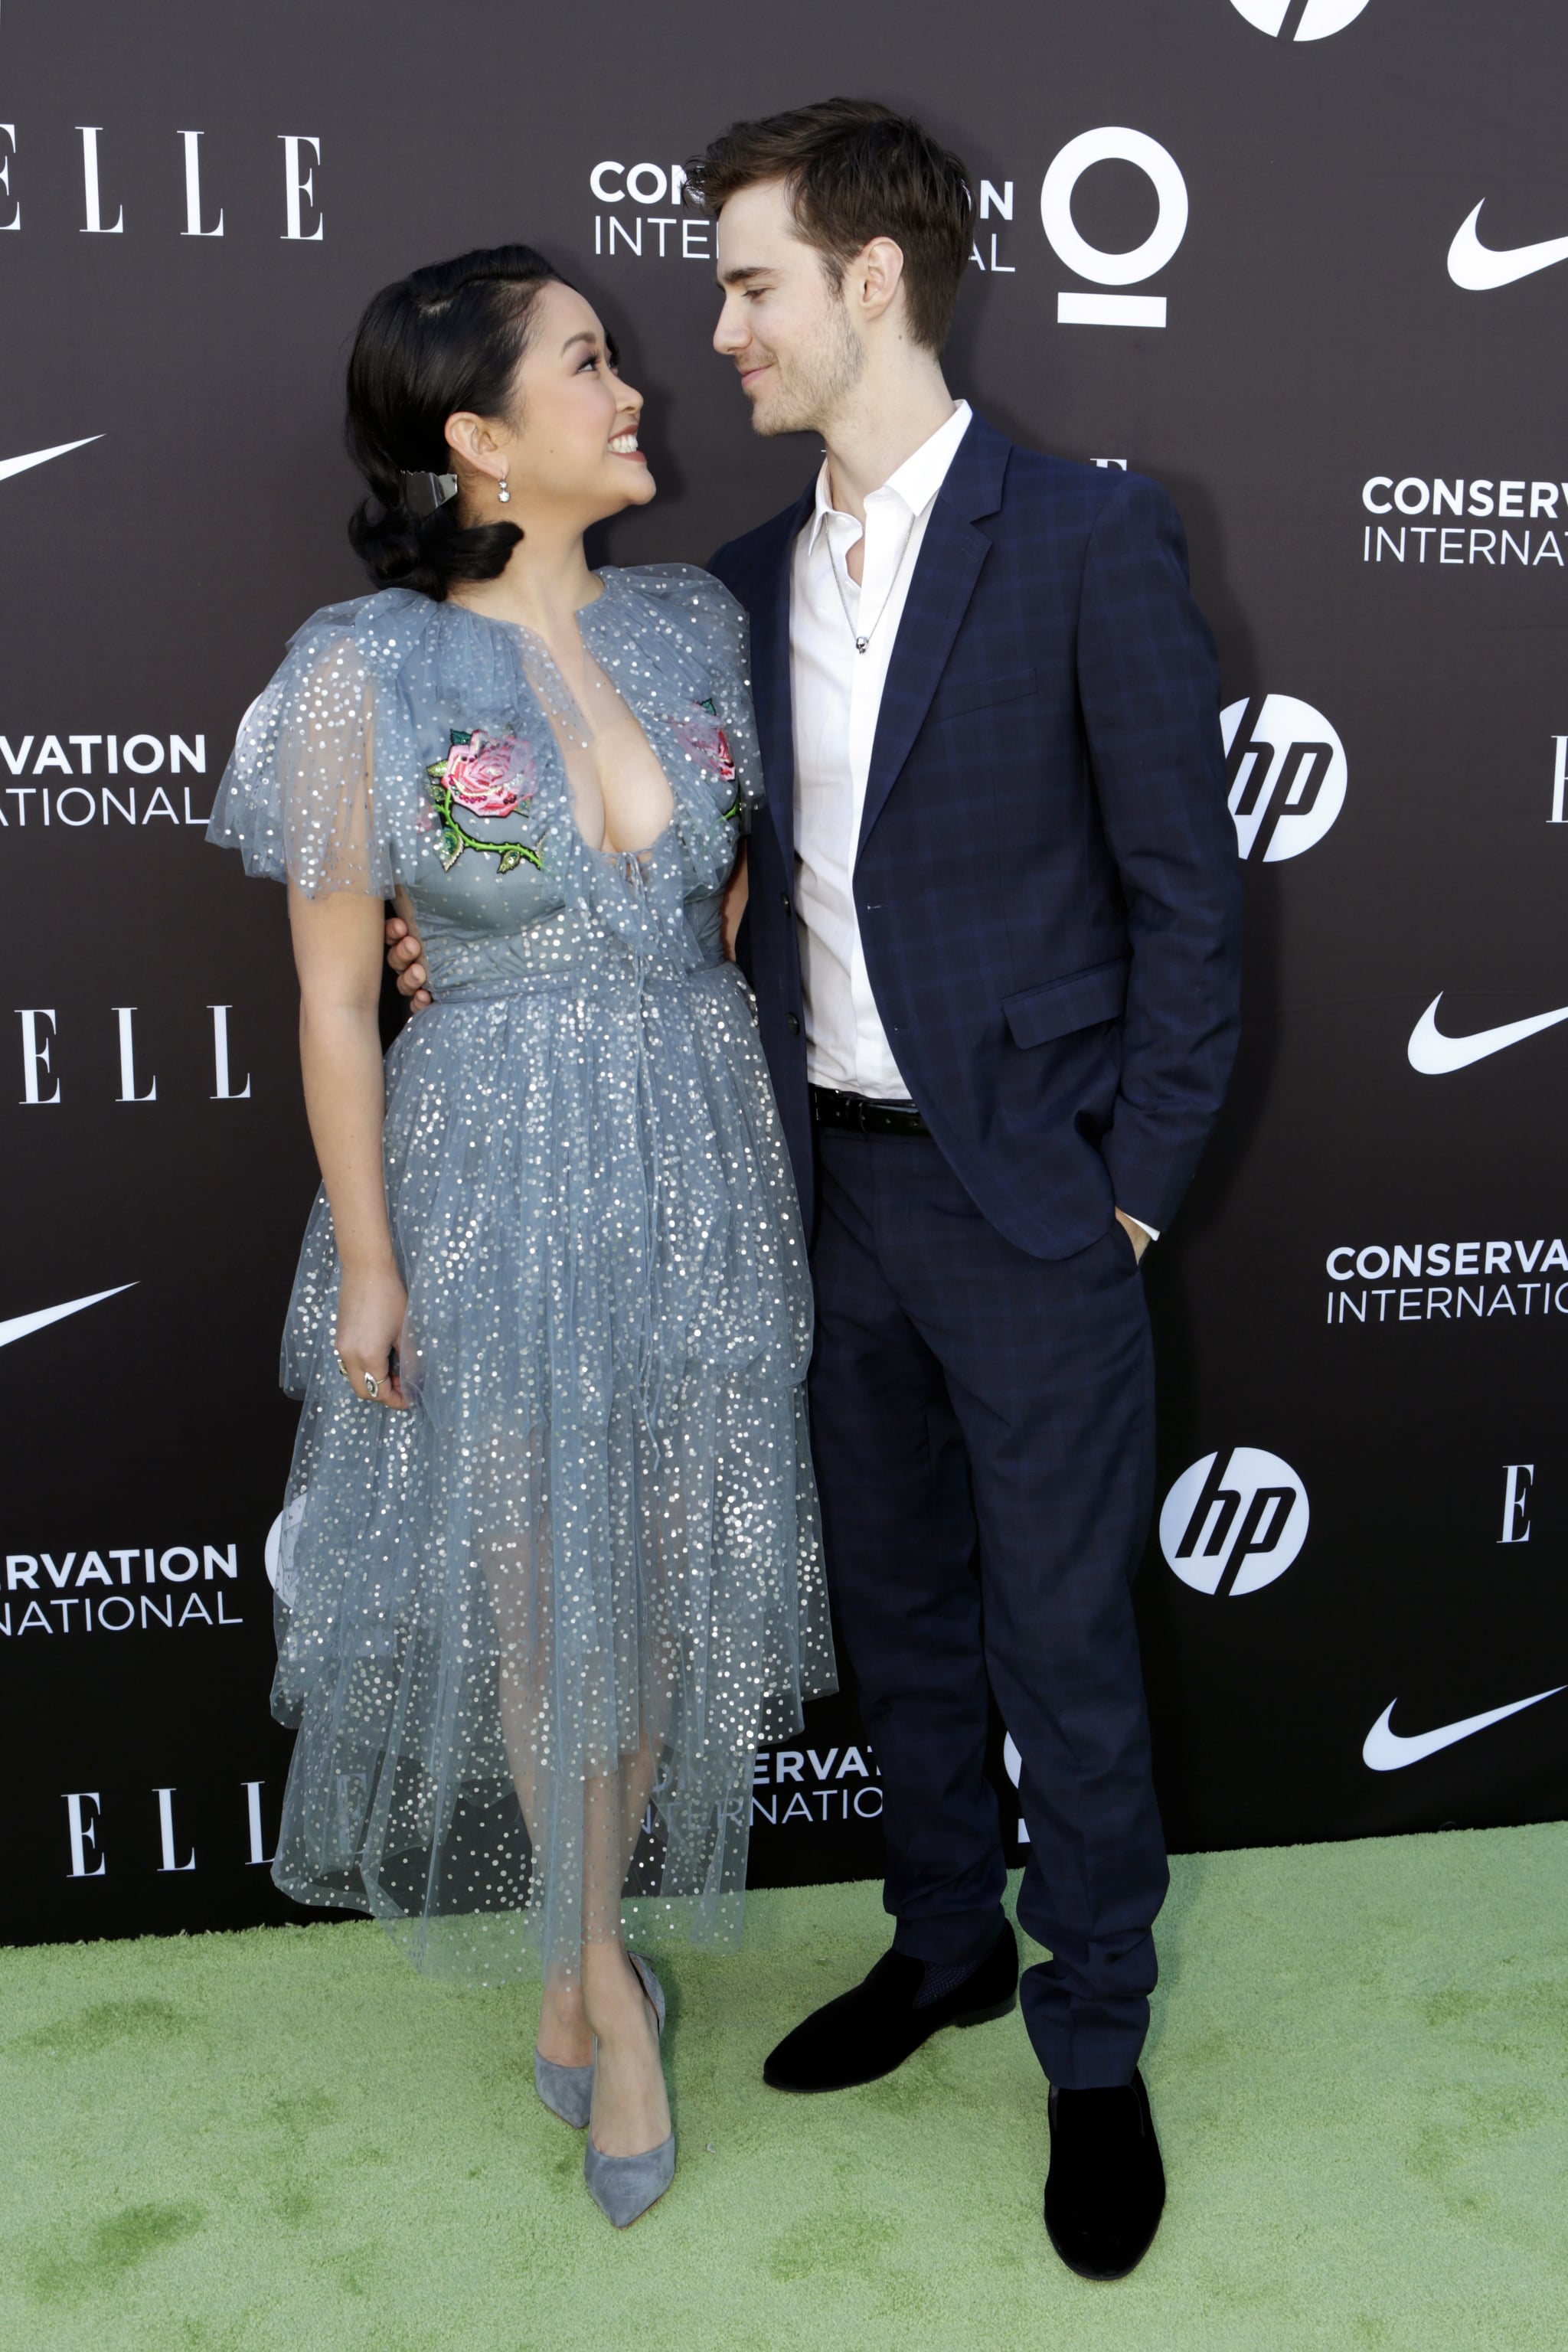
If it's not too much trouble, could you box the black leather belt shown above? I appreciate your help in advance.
[809,1085,930,1136]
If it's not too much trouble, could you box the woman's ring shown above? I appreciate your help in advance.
[362,1370,380,1400]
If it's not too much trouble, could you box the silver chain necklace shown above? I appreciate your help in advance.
[826,510,916,655]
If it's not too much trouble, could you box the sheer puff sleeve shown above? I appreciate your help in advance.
[207,614,393,899]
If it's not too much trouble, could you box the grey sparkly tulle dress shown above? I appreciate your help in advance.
[210,565,835,1984]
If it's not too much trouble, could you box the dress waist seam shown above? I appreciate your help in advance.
[426,962,731,1008]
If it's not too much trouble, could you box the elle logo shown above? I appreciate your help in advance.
[16,1006,251,1104]
[0,124,322,239]
[63,1783,279,1877]
[1499,1464,1534,1545]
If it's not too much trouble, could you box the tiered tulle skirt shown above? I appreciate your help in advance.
[267,957,834,1983]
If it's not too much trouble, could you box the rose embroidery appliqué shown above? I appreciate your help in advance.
[424,728,544,875]
[671,697,742,819]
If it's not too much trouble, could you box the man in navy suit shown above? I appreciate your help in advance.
[389,100,1240,2279]
[693,99,1240,2281]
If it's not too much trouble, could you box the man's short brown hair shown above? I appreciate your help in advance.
[688,98,973,354]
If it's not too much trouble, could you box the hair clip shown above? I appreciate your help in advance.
[399,471,460,516]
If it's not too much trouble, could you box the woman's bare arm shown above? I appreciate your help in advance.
[289,882,410,1406]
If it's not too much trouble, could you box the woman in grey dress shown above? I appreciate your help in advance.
[210,245,835,2226]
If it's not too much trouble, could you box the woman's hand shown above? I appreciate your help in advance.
[335,1260,411,1408]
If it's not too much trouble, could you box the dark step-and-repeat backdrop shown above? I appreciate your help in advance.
[3,0,1564,1943]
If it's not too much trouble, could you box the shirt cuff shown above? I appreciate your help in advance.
[1121,1214,1160,1244]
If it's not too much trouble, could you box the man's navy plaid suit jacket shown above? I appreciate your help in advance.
[709,410,1243,1259]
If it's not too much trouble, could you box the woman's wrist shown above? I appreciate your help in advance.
[338,1244,402,1283]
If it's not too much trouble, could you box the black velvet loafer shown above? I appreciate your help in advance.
[1043,2068,1165,2279]
[763,1923,1019,2093]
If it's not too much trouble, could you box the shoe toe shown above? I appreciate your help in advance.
[762,2020,827,2093]
[1044,2192,1161,2282]
[583,2132,675,2228]
[534,2049,594,2129]
[1043,2074,1165,2280]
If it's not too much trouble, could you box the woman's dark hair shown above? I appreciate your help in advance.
[346,244,567,599]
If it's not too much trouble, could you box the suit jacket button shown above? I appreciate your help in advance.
[780,894,791,911]
[786,1014,800,1034]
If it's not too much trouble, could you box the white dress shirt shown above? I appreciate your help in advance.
[786,399,1158,1242]
[790,399,973,1100]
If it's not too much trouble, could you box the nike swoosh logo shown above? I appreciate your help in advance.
[1364,1687,1566,1770]
[0,436,103,485]
[1448,201,1568,291]
[1408,993,1568,1073]
[0,1285,136,1349]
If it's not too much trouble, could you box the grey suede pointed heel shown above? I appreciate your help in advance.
[583,1952,674,2228]
[584,2128,675,2228]
[534,2048,594,2129]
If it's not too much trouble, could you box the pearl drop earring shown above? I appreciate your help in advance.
[497,470,511,505]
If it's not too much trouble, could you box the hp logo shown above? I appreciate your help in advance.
[1160,1448,1309,1596]
[1222,694,1347,861]
[1230,0,1371,38]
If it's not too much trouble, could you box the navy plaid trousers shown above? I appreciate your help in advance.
[808,1125,1168,2089]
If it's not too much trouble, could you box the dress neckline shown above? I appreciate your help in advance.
[451,577,674,863]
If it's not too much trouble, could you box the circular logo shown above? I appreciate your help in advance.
[1159,1448,1309,1596]
[1220,694,1347,862]
[1040,128,1188,286]
[1230,0,1371,38]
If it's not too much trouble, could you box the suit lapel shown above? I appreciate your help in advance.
[746,483,815,874]
[857,414,1010,857]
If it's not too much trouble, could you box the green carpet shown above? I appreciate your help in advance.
[3,1826,1566,2352]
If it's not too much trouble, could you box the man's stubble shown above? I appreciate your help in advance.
[749,292,866,439]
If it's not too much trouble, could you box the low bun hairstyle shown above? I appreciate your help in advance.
[345,244,567,600]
